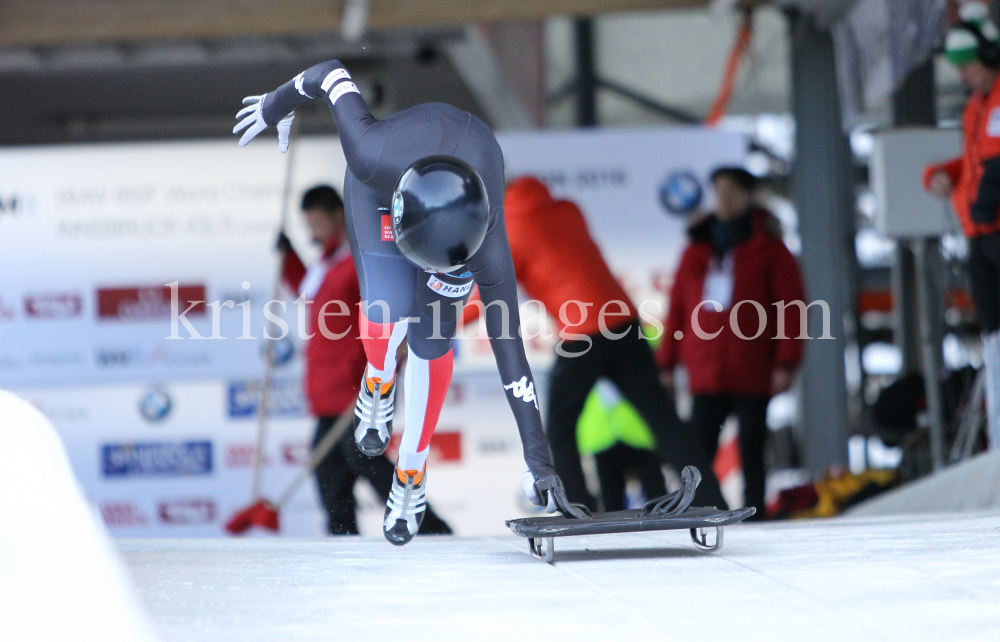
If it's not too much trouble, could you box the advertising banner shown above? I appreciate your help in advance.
[2,128,745,536]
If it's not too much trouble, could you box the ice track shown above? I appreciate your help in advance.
[120,513,1000,642]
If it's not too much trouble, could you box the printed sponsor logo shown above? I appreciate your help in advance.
[100,502,149,527]
[538,168,628,190]
[225,443,270,468]
[226,379,306,419]
[158,499,217,525]
[381,214,394,241]
[102,441,213,478]
[0,194,20,214]
[97,284,205,320]
[264,336,296,367]
[138,388,172,422]
[94,345,213,369]
[0,297,14,321]
[658,170,703,215]
[476,438,513,454]
[426,275,474,298]
[387,430,462,463]
[24,293,83,319]
[0,193,35,216]
[282,441,311,466]
[504,376,539,409]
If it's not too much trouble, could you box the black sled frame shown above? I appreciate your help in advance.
[507,466,755,562]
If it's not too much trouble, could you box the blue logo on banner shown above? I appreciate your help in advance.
[226,379,306,419]
[138,389,172,422]
[102,441,213,478]
[658,171,703,215]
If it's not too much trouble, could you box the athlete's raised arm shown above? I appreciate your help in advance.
[233,59,385,181]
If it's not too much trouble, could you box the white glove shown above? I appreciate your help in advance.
[233,95,295,153]
[522,469,558,513]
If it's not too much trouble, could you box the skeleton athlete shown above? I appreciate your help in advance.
[234,60,579,544]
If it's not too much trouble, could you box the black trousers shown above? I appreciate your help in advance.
[312,416,452,535]
[545,320,727,511]
[594,443,667,512]
[689,394,769,517]
[968,231,1000,333]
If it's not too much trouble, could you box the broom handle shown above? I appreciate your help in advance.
[250,116,301,501]
[276,411,355,509]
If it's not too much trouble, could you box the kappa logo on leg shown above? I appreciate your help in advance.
[504,376,538,409]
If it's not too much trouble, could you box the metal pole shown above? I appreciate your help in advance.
[788,10,853,475]
[574,17,597,127]
[891,59,936,376]
[912,238,947,470]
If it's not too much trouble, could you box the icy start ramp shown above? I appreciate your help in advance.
[120,513,1000,642]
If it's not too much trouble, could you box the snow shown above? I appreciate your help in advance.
[0,390,157,642]
[119,512,1000,642]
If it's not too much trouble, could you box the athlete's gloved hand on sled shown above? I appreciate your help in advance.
[523,470,590,519]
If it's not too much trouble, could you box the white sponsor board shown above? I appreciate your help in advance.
[2,128,744,536]
[14,371,540,537]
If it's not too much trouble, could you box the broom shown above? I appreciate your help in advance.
[225,411,354,534]
[224,113,301,534]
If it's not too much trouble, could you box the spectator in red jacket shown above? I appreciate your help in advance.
[279,185,450,535]
[924,3,1000,449]
[657,167,804,515]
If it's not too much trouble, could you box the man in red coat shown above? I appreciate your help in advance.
[657,167,804,515]
[279,185,450,535]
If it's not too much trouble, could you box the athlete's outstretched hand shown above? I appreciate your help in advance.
[233,95,295,153]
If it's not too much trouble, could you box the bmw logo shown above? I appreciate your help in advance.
[392,191,404,226]
[139,389,172,423]
[658,171,704,215]
[269,337,295,367]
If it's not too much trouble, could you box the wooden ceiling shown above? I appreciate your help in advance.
[0,0,716,47]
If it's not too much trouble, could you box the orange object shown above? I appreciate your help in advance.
[463,177,636,338]
[923,75,1000,239]
[856,290,893,314]
[704,10,753,127]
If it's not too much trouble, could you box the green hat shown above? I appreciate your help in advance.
[946,2,1000,66]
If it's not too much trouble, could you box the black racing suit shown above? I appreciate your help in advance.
[258,60,556,482]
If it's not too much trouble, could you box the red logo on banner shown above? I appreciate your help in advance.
[158,499,217,525]
[100,502,149,527]
[97,285,205,320]
[225,443,271,468]
[282,441,310,465]
[381,214,394,241]
[386,430,461,463]
[24,293,83,319]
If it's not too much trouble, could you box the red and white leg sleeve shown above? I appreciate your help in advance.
[359,314,408,382]
[397,348,454,472]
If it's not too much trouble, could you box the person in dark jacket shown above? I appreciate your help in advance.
[657,167,805,516]
[279,185,450,536]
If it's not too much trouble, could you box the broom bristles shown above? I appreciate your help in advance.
[225,499,280,534]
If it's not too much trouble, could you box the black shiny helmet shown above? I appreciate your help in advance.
[391,155,489,272]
